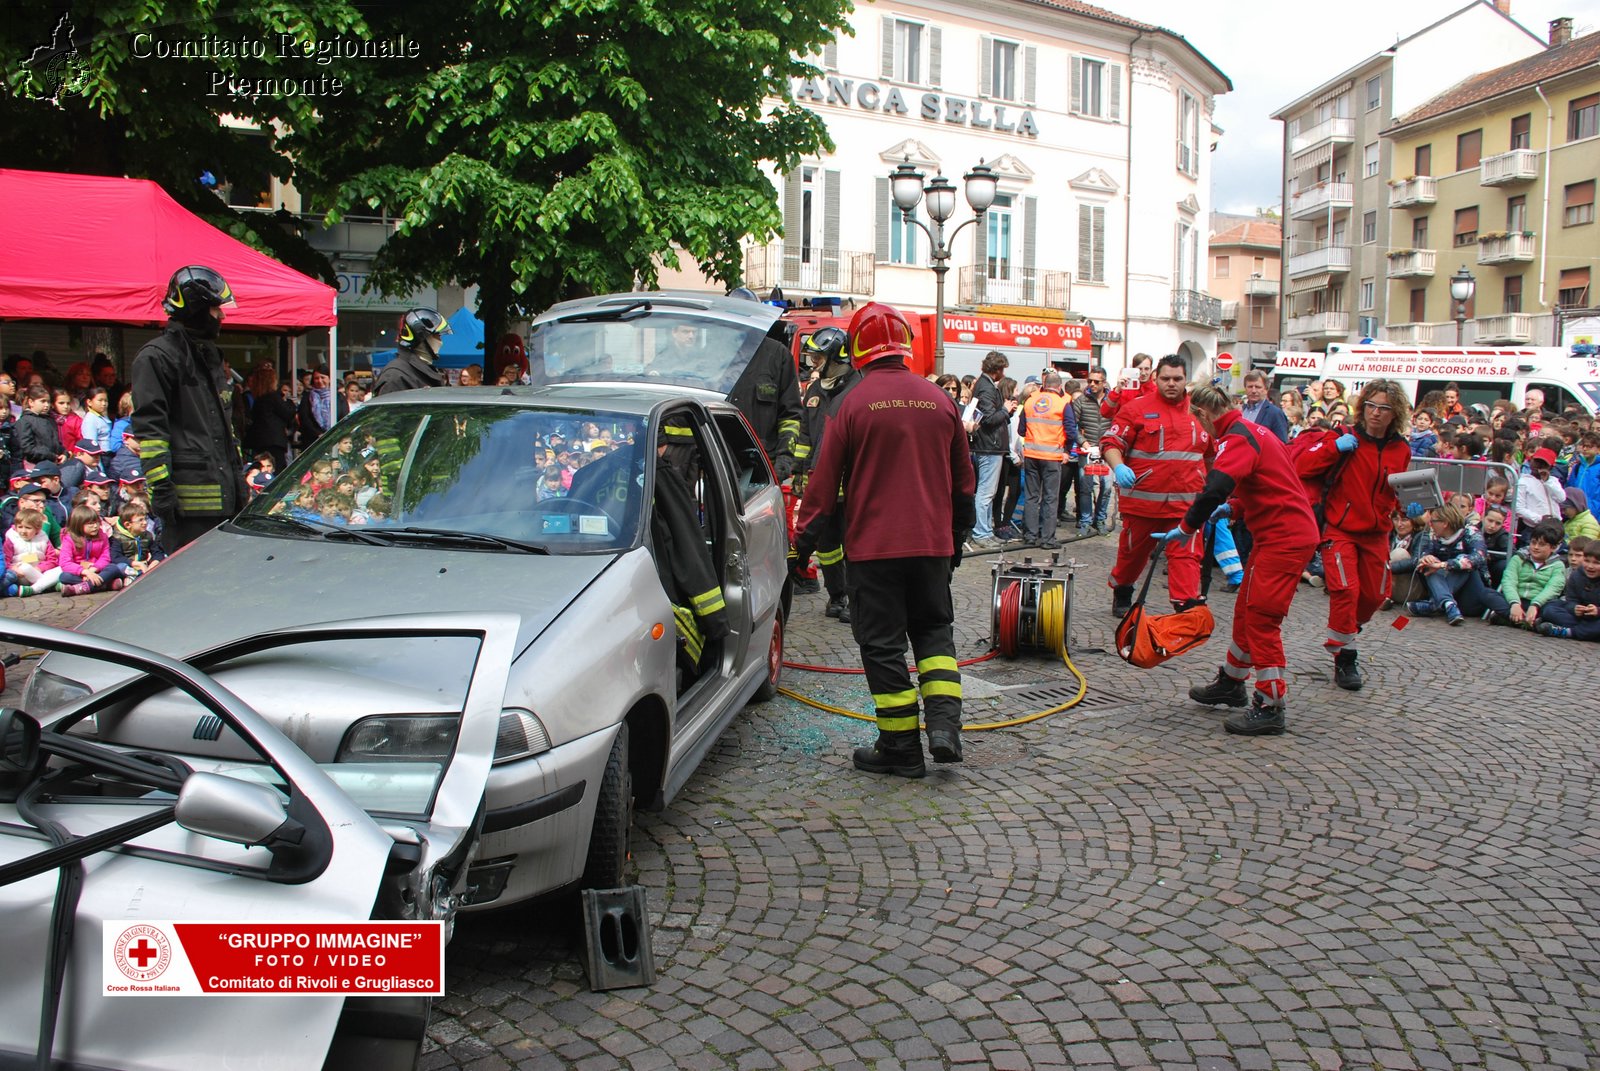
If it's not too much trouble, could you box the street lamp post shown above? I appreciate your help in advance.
[889,160,999,376]
[1246,271,1262,368]
[1450,266,1476,346]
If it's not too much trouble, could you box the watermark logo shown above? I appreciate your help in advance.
[23,13,91,105]
[113,924,173,982]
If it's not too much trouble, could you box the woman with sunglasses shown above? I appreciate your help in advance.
[1294,378,1413,692]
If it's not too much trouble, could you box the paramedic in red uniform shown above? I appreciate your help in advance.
[1295,378,1412,691]
[1158,384,1320,736]
[797,302,976,779]
[1100,354,1211,617]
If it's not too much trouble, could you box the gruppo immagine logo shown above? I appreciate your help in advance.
[23,13,90,105]
[113,924,173,982]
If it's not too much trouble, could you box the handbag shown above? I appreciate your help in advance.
[1115,536,1215,669]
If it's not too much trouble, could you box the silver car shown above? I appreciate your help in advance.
[25,295,791,911]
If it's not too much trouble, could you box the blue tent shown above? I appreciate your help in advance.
[369,307,486,371]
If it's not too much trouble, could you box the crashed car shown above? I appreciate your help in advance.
[1,615,510,1070]
[24,293,790,911]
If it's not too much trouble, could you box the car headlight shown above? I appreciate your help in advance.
[338,716,459,761]
[494,708,552,765]
[22,669,91,714]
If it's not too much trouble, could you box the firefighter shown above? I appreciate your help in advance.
[1100,354,1211,616]
[791,326,859,621]
[1295,378,1412,691]
[648,416,729,682]
[724,289,803,480]
[131,265,249,549]
[797,303,976,778]
[373,308,450,396]
[1157,385,1320,735]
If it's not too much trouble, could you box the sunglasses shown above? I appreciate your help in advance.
[1362,401,1395,414]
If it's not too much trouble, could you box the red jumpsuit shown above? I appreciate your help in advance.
[1175,412,1318,704]
[1295,426,1411,655]
[1101,390,1210,604]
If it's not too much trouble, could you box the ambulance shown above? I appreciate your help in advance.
[1270,342,1600,416]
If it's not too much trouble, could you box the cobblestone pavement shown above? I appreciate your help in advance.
[8,532,1598,1071]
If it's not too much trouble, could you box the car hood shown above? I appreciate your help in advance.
[75,526,616,660]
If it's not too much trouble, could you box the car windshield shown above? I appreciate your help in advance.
[528,304,773,395]
[237,403,647,553]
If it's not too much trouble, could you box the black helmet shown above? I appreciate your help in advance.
[162,265,235,321]
[726,286,759,302]
[801,327,848,366]
[398,307,451,351]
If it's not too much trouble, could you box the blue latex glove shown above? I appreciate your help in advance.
[1404,501,1425,519]
[1335,433,1359,453]
[1209,503,1232,521]
[1154,527,1189,544]
[1113,464,1137,488]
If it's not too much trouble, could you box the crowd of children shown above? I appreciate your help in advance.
[2,464,165,598]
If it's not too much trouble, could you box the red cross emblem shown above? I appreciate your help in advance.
[114,924,172,981]
[127,939,158,968]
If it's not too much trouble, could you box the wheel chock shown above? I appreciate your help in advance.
[580,885,656,991]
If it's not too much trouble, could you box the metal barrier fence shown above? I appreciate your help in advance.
[1406,455,1521,553]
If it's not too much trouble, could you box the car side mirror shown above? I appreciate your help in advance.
[0,709,41,775]
[175,771,292,847]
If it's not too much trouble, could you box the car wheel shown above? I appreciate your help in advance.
[581,722,633,891]
[751,612,783,703]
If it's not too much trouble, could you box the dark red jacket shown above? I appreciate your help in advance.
[1295,423,1410,537]
[1180,411,1318,548]
[1100,389,1210,519]
[1099,379,1155,419]
[797,359,974,561]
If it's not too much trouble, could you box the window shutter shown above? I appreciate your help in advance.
[1023,46,1037,107]
[784,171,804,284]
[1023,196,1038,302]
[881,17,894,79]
[929,27,942,87]
[979,37,992,99]
[823,169,841,286]
[876,177,891,264]
[1070,56,1082,114]
[1079,205,1093,281]
[1092,207,1105,283]
[823,39,838,71]
[1108,64,1122,121]
[1174,222,1184,290]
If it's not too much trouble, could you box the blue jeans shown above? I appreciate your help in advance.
[1076,471,1112,529]
[1422,568,1505,616]
[972,453,1004,540]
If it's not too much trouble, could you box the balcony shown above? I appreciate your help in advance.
[1172,289,1223,328]
[1289,182,1355,220]
[956,266,1071,309]
[1217,327,1238,345]
[1479,149,1540,186]
[1476,233,1536,265]
[1474,313,1533,343]
[1382,322,1449,344]
[1287,245,1352,277]
[1290,117,1356,157]
[1244,277,1280,299]
[743,243,875,296]
[1287,311,1350,338]
[1388,176,1438,208]
[1386,249,1436,279]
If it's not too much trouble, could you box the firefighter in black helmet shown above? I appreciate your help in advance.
[372,307,450,396]
[723,288,802,478]
[791,326,858,621]
[130,265,248,549]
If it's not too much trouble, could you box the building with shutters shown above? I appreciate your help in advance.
[1270,0,1544,353]
[658,0,1231,375]
[1380,20,1599,347]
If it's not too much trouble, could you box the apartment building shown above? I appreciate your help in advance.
[1382,19,1599,346]
[1208,219,1282,370]
[1270,0,1544,352]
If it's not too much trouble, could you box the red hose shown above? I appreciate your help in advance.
[997,581,1021,658]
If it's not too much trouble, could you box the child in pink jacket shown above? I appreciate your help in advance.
[3,507,62,596]
[57,503,127,597]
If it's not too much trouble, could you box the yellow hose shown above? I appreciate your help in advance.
[776,581,1088,731]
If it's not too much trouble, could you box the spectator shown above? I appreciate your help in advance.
[1409,407,1440,458]
[1571,431,1600,503]
[966,350,1014,551]
[296,366,338,446]
[107,500,165,583]
[14,386,60,466]
[57,502,125,596]
[343,379,368,414]
[1515,448,1566,532]
[1537,535,1600,639]
[243,364,297,471]
[1072,367,1113,533]
[1100,353,1155,418]
[1481,506,1512,586]
[1309,378,1350,424]
[51,388,81,456]
[1387,511,1426,605]
[107,392,134,454]
[1486,521,1566,627]
[1238,371,1289,443]
[0,370,17,420]
[1279,389,1306,439]
[1441,382,1465,420]
[1562,487,1599,541]
[458,364,484,387]
[2,506,61,596]
[1404,504,1495,625]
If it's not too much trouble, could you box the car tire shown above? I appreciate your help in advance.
[751,612,783,703]
[581,722,633,891]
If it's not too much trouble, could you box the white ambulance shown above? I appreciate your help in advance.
[1270,342,1600,416]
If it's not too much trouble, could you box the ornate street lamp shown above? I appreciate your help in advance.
[888,159,1000,374]
[1449,266,1476,346]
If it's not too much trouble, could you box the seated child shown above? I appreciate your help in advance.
[1387,511,1426,605]
[108,501,166,583]
[246,452,276,496]
[1485,520,1566,628]
[1475,475,1511,520]
[1561,487,1599,541]
[1481,506,1512,586]
[1404,504,1495,624]
[57,503,127,597]
[1447,491,1478,525]
[3,507,62,596]
[1539,536,1600,639]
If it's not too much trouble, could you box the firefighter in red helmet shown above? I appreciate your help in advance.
[797,303,976,777]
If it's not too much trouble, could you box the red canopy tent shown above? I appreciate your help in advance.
[0,168,336,333]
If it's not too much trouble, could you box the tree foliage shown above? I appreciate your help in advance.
[1,0,852,334]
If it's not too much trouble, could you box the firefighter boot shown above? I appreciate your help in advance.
[837,598,852,625]
[1111,585,1134,617]
[1333,649,1364,691]
[1189,667,1247,708]
[1224,692,1287,736]
[853,732,926,778]
[926,727,963,764]
[824,596,846,619]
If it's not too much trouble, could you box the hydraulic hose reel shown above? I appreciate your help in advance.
[990,552,1076,659]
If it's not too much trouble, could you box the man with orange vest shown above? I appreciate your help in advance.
[1100,354,1211,616]
[1019,372,1078,549]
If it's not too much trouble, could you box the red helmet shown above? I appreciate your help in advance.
[847,302,914,368]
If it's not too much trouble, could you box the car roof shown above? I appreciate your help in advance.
[533,290,782,332]
[355,382,726,417]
